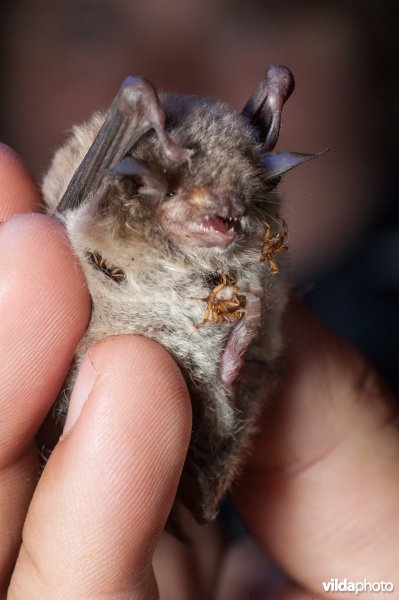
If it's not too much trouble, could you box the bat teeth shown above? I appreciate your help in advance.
[223,216,242,231]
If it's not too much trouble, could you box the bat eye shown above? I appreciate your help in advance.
[165,190,176,198]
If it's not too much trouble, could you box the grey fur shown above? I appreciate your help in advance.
[42,75,296,525]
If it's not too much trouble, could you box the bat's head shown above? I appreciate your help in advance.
[47,67,321,269]
[129,94,279,253]
[118,68,318,262]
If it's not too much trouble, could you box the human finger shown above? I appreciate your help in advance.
[0,214,90,590]
[234,300,399,596]
[0,144,41,219]
[8,336,192,599]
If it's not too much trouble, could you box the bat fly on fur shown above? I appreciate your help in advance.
[43,64,322,527]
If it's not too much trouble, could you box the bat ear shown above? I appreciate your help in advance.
[57,76,190,213]
[106,156,151,177]
[263,149,329,179]
[242,64,295,152]
[106,156,167,193]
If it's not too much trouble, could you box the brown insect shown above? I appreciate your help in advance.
[259,220,288,274]
[195,274,246,329]
[88,251,125,282]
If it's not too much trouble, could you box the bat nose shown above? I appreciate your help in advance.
[214,191,246,218]
[189,186,245,217]
[222,192,246,217]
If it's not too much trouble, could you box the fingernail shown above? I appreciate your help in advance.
[63,356,97,434]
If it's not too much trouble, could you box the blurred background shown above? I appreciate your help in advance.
[1,0,398,393]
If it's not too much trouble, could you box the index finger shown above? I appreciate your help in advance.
[0,145,91,589]
[233,300,399,595]
[0,144,42,218]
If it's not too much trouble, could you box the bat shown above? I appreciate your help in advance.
[43,65,320,530]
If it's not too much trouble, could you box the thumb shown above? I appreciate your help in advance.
[8,336,191,600]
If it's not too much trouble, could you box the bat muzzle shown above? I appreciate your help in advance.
[185,187,245,247]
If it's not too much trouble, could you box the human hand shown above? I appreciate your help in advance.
[0,144,192,599]
[2,143,398,600]
[220,300,399,599]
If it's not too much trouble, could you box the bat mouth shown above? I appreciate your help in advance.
[185,214,243,247]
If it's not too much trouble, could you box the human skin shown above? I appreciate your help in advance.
[1,143,398,598]
[227,304,399,599]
